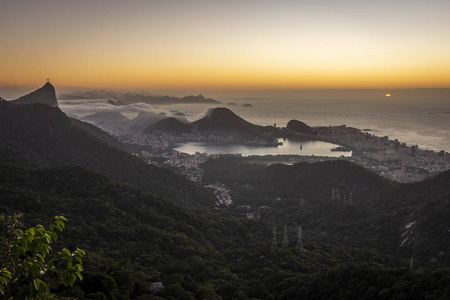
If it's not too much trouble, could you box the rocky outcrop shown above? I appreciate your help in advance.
[12,81,58,107]
[286,119,313,134]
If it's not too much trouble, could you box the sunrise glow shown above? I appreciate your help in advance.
[1,1,450,93]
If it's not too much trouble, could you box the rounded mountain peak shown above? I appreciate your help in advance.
[204,107,237,119]
[287,119,313,134]
[192,107,263,136]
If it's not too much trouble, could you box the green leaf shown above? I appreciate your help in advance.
[33,279,39,291]
[57,216,68,222]
[43,243,51,253]
[0,215,84,297]
[75,264,83,272]
[0,269,11,279]
[61,248,71,256]
[36,254,45,262]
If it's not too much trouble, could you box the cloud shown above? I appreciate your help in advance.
[59,99,173,119]
[187,106,220,122]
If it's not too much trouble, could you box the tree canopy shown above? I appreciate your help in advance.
[0,214,84,299]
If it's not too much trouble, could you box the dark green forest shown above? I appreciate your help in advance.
[1,100,450,299]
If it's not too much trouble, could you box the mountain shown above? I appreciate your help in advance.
[0,100,214,206]
[191,107,266,137]
[201,154,450,269]
[374,170,450,266]
[69,118,129,152]
[146,117,192,134]
[3,85,450,299]
[11,81,58,107]
[179,94,217,103]
[59,90,221,105]
[404,173,450,265]
[4,156,437,299]
[58,90,130,100]
[120,93,221,105]
[81,111,130,123]
[201,156,395,211]
[147,108,317,141]
[144,107,271,138]
[287,119,314,134]
[201,157,401,250]
[130,110,168,129]
[260,159,393,200]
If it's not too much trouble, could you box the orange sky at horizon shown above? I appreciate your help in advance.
[1,0,450,92]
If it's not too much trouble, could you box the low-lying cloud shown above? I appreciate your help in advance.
[59,99,173,119]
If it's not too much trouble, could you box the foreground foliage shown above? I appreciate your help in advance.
[0,214,84,299]
[1,162,450,299]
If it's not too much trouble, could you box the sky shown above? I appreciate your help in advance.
[1,0,450,95]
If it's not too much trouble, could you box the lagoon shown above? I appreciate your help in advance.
[173,138,352,157]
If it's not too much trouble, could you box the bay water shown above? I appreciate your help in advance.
[162,96,450,153]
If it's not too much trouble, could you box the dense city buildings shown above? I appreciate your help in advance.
[93,120,450,185]
[315,125,450,183]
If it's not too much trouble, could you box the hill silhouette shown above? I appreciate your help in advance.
[144,108,317,141]
[201,155,450,269]
[3,84,450,298]
[371,170,450,265]
[202,158,394,207]
[4,158,438,299]
[81,111,130,123]
[60,90,220,105]
[1,105,450,298]
[287,119,314,134]
[12,81,58,107]
[69,118,129,151]
[130,110,169,129]
[261,159,393,199]
[146,117,192,134]
[191,107,266,138]
[0,100,213,206]
[403,171,450,264]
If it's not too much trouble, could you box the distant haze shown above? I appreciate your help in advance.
[3,86,450,106]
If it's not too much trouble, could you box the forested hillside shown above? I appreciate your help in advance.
[0,101,213,207]
[1,100,450,299]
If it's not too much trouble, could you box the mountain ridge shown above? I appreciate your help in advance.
[146,117,192,134]
[59,90,221,105]
[191,107,265,137]
[2,84,450,298]
[147,107,271,139]
[12,82,58,107]
[148,107,316,140]
[0,100,214,206]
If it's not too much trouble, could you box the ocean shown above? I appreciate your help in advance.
[158,96,450,153]
[54,89,450,153]
[173,139,352,157]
